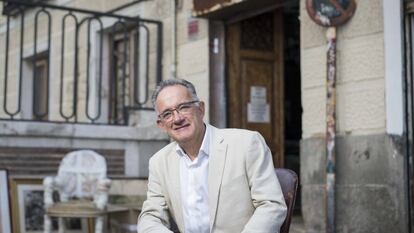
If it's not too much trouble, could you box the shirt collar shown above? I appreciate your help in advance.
[176,124,210,158]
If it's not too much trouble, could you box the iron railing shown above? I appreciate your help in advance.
[0,0,162,125]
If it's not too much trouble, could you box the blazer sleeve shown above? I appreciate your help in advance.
[242,132,287,233]
[137,156,173,233]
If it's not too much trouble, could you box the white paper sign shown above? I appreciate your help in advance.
[248,86,270,123]
[247,103,270,123]
[250,86,267,104]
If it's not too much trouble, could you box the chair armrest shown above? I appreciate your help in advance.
[93,178,112,209]
[43,176,56,208]
[97,178,112,193]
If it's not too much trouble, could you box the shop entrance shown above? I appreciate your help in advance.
[225,3,301,210]
[226,10,284,167]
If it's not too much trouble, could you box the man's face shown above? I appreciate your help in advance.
[155,85,205,144]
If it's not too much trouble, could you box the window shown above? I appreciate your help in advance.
[21,54,49,121]
[32,57,48,120]
[109,26,148,124]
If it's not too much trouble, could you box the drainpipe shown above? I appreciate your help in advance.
[171,0,177,79]
[305,2,357,232]
[326,26,337,233]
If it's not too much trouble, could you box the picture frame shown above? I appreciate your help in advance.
[107,177,148,232]
[108,177,148,206]
[0,169,12,233]
[10,177,88,233]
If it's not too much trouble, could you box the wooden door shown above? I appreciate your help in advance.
[227,10,284,167]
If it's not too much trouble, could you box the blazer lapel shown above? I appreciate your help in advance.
[167,147,184,230]
[208,127,228,230]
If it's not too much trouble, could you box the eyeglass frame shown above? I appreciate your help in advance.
[157,100,200,122]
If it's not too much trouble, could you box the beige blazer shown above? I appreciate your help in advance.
[137,125,287,233]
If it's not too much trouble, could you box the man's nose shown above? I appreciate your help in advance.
[172,109,184,122]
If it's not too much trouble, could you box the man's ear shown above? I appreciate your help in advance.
[156,119,167,132]
[199,101,205,116]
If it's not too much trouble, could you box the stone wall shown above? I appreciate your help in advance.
[108,0,210,117]
[300,0,385,139]
[300,0,408,232]
[0,121,169,177]
[0,0,211,123]
[301,134,407,233]
[0,0,210,178]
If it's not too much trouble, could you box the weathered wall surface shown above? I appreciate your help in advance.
[0,0,210,122]
[115,0,210,119]
[301,135,407,233]
[0,0,210,176]
[301,0,385,139]
[300,0,408,232]
[0,121,169,176]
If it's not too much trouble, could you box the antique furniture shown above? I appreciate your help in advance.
[43,150,111,233]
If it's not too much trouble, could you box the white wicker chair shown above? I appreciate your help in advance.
[43,150,111,233]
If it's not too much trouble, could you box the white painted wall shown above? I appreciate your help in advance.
[383,0,404,136]
[300,0,405,138]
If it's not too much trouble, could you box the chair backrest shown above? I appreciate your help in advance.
[57,150,107,199]
[275,168,299,233]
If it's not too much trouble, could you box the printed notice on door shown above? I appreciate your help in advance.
[248,86,270,123]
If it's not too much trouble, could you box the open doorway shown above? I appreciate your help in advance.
[206,0,302,215]
[283,2,302,212]
[224,1,301,212]
[224,5,301,168]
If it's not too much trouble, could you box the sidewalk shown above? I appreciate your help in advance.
[290,215,306,233]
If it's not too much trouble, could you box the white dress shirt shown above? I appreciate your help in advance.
[176,125,210,233]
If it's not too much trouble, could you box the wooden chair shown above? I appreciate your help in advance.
[43,150,111,233]
[275,168,299,233]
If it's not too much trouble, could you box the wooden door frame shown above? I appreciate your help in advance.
[209,20,227,129]
[209,9,285,167]
[272,10,284,167]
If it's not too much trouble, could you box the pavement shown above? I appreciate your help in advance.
[290,215,306,233]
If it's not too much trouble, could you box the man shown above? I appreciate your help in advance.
[137,79,287,233]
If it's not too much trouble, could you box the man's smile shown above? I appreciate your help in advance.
[173,123,190,131]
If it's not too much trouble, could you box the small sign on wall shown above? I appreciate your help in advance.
[247,86,270,123]
[188,17,199,41]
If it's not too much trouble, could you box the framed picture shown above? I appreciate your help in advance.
[107,177,148,232]
[0,169,12,233]
[108,177,148,207]
[10,177,88,233]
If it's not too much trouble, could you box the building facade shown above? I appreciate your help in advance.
[300,0,408,232]
[0,0,413,232]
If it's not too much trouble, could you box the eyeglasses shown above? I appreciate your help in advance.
[157,100,200,122]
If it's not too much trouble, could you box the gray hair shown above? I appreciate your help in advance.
[151,79,199,108]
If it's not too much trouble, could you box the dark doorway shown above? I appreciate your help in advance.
[283,2,301,213]
[207,0,301,212]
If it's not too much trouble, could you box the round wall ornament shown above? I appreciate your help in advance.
[306,0,356,27]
